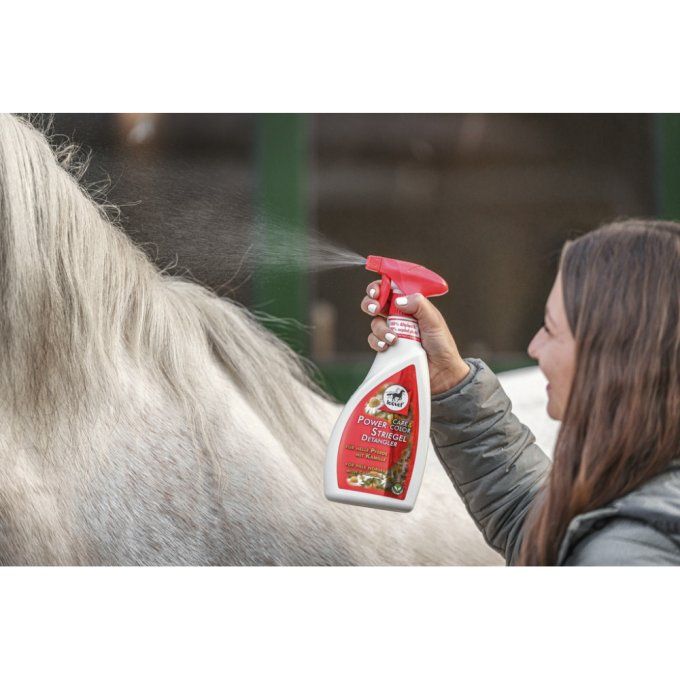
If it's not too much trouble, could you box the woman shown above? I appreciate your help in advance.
[362,220,680,565]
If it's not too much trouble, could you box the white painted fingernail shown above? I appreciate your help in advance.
[395,296,408,306]
[385,332,396,343]
[377,340,386,349]
[367,303,377,313]
[368,288,376,298]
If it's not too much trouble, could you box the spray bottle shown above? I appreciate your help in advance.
[324,256,448,512]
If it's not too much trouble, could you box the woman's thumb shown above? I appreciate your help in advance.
[393,294,440,330]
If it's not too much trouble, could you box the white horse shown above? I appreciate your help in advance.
[0,114,552,565]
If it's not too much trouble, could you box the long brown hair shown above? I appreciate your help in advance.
[519,220,680,565]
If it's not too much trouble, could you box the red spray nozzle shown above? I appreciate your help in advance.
[365,255,448,315]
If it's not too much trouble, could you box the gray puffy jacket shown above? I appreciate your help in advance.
[430,358,680,566]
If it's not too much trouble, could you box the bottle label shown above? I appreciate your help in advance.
[388,315,421,342]
[336,365,420,499]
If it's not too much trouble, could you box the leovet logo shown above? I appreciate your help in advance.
[383,384,409,412]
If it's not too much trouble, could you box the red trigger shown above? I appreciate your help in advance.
[377,274,391,313]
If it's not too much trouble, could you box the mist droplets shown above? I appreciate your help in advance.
[224,218,366,274]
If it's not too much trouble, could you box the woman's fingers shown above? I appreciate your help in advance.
[367,317,397,352]
[363,281,397,350]
[361,295,383,316]
[362,281,384,315]
[367,333,388,352]
[370,316,395,342]
[366,280,381,299]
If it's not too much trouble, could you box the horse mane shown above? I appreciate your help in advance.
[0,114,505,566]
[0,114,331,476]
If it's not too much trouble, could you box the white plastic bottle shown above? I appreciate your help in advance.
[324,256,448,512]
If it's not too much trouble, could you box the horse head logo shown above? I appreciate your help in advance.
[383,384,409,412]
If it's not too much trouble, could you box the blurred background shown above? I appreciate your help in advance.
[50,114,680,400]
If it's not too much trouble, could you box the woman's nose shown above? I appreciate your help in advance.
[527,329,543,360]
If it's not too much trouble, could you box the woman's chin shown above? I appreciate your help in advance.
[546,398,562,422]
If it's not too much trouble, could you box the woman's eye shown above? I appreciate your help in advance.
[542,323,551,336]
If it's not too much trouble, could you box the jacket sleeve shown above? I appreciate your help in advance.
[430,358,551,564]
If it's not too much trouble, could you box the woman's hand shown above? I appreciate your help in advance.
[361,281,471,395]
